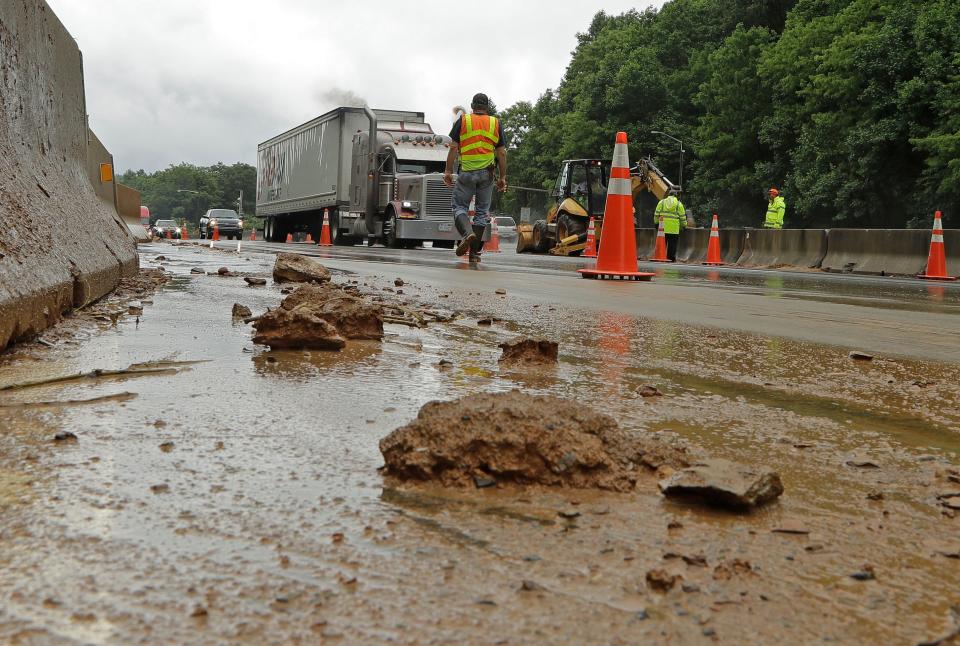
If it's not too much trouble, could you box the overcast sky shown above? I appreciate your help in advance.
[46,0,661,172]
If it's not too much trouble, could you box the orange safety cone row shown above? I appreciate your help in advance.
[918,211,957,281]
[212,224,220,241]
[285,233,293,243]
[486,218,501,252]
[650,218,670,262]
[578,132,655,281]
[583,216,597,258]
[319,209,333,246]
[702,213,725,266]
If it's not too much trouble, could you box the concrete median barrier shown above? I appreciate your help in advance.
[117,183,150,242]
[820,229,938,276]
[736,229,828,269]
[0,0,137,350]
[636,228,656,259]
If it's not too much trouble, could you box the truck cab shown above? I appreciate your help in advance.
[346,124,455,248]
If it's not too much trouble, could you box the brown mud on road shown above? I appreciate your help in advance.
[1,241,959,644]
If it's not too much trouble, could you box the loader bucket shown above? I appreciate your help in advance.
[516,223,535,253]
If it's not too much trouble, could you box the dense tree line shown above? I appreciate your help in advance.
[500,0,959,228]
[118,163,256,225]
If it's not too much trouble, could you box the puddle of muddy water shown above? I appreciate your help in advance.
[0,241,958,644]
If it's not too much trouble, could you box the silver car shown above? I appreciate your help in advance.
[493,216,517,237]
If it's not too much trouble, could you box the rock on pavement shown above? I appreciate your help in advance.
[273,252,332,284]
[499,338,559,365]
[252,284,382,350]
[379,390,691,491]
[658,458,784,510]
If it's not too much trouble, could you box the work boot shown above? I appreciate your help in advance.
[468,225,485,263]
[454,212,475,256]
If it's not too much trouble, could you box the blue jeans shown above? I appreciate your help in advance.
[451,168,494,234]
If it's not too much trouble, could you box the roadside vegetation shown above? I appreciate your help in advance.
[118,162,256,227]
[500,0,960,228]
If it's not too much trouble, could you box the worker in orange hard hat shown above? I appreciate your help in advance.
[763,187,786,229]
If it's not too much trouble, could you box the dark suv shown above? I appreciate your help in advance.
[200,209,243,240]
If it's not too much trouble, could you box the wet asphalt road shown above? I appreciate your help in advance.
[1,242,959,644]
[213,239,960,363]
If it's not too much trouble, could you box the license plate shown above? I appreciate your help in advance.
[438,222,452,232]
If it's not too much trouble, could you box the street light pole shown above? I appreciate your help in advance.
[650,131,684,197]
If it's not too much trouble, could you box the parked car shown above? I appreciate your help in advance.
[199,209,243,240]
[152,219,181,239]
[493,215,517,237]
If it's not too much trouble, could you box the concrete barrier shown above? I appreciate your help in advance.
[117,183,150,242]
[0,0,138,350]
[820,229,936,276]
[636,228,656,259]
[737,229,828,269]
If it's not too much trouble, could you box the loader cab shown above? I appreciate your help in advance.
[554,160,609,217]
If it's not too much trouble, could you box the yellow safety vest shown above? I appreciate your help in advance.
[459,114,500,171]
[655,196,686,235]
[764,196,785,229]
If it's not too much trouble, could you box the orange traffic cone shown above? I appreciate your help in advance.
[212,225,220,241]
[305,233,314,243]
[918,211,956,281]
[166,229,172,239]
[486,218,501,252]
[583,216,597,258]
[250,228,257,241]
[578,132,655,281]
[703,213,725,266]
[319,209,333,246]
[285,233,293,243]
[650,218,670,262]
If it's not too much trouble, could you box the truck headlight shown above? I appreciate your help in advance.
[401,201,420,211]
[210,219,217,226]
[238,219,243,227]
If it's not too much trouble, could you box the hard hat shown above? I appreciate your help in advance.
[768,187,779,197]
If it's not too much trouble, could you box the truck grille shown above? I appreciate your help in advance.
[423,178,453,221]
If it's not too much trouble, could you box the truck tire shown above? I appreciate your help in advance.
[532,220,552,253]
[383,210,402,249]
[331,213,357,246]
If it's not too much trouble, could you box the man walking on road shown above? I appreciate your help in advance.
[443,93,507,263]
[764,188,786,229]
[654,189,686,262]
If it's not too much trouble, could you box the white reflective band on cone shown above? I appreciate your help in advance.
[608,177,632,195]
[711,230,719,237]
[932,234,944,243]
[612,144,630,169]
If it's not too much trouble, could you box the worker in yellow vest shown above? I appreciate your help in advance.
[654,189,687,262]
[764,188,786,229]
[443,93,507,263]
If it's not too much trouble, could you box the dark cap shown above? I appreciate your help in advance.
[471,93,490,110]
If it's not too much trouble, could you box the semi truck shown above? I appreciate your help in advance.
[256,106,457,247]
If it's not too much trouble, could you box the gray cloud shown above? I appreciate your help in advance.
[46,0,660,172]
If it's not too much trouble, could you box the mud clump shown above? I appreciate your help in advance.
[273,253,331,284]
[658,458,784,510]
[499,338,558,365]
[252,284,382,350]
[379,390,691,491]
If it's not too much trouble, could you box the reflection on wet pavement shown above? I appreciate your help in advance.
[0,241,958,644]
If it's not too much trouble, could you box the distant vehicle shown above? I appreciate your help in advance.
[140,205,150,226]
[152,219,181,239]
[256,106,456,248]
[199,209,243,240]
[493,215,517,237]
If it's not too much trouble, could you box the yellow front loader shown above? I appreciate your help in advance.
[516,157,677,256]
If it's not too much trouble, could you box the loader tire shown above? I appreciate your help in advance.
[532,220,552,253]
